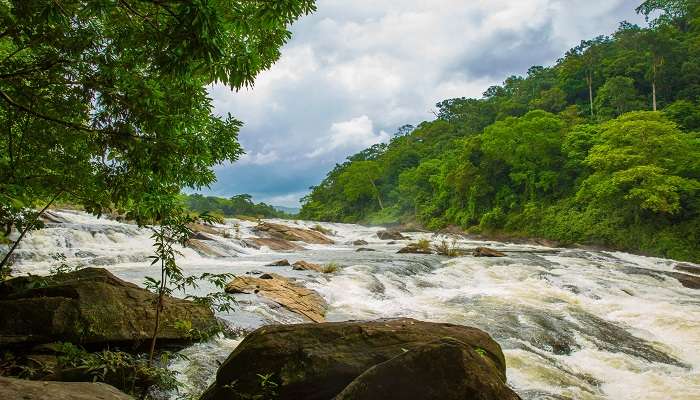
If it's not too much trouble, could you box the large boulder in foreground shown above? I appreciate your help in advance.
[0,268,218,348]
[254,222,334,245]
[225,273,327,323]
[0,376,133,400]
[335,338,520,400]
[200,318,509,400]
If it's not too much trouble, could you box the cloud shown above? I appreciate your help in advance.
[238,150,280,166]
[202,0,644,206]
[306,115,390,159]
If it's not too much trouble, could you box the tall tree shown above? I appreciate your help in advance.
[0,0,316,265]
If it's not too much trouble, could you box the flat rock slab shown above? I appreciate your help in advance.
[200,318,508,400]
[0,376,133,400]
[473,247,506,257]
[225,273,327,323]
[255,222,334,244]
[292,260,324,272]
[243,237,305,251]
[187,239,228,257]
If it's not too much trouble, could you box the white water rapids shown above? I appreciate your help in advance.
[5,210,700,399]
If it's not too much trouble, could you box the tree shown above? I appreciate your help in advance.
[560,38,609,117]
[577,112,699,219]
[0,0,316,267]
[594,76,644,117]
[338,161,385,210]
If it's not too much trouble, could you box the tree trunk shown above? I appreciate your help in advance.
[652,63,657,111]
[148,259,167,364]
[368,178,384,210]
[587,73,594,117]
[0,192,61,271]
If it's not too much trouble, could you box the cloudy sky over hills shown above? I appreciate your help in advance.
[204,0,645,207]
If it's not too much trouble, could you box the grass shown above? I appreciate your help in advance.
[311,224,334,236]
[321,262,340,274]
[433,239,461,257]
[415,238,431,252]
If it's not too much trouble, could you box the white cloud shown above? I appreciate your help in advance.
[237,150,280,166]
[307,115,390,159]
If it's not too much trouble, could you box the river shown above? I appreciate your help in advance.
[7,210,700,399]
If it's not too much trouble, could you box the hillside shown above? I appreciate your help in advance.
[300,2,700,262]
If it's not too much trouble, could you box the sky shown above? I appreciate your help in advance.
[203,0,646,208]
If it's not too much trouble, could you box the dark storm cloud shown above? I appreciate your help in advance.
[202,0,645,207]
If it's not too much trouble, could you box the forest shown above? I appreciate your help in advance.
[300,1,700,262]
[181,193,290,219]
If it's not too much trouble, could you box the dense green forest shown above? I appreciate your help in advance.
[181,193,290,219]
[300,1,700,262]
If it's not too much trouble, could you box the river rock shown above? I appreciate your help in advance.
[243,237,305,251]
[0,376,133,400]
[377,230,408,240]
[397,243,433,254]
[675,263,700,275]
[473,247,506,257]
[267,259,291,266]
[292,260,324,272]
[356,247,376,252]
[188,222,226,237]
[335,338,520,400]
[254,222,334,244]
[187,239,228,257]
[352,239,369,246]
[200,318,507,400]
[0,268,218,348]
[225,273,327,323]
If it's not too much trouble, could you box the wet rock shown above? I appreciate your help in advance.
[356,248,376,252]
[473,247,506,257]
[267,259,291,266]
[397,243,433,254]
[254,222,334,245]
[0,268,218,348]
[188,222,226,237]
[352,239,369,246]
[670,272,700,289]
[674,263,700,275]
[225,273,327,323]
[292,260,324,272]
[40,210,66,224]
[377,230,408,240]
[335,338,521,400]
[243,237,305,252]
[0,376,133,400]
[187,239,228,257]
[245,270,264,276]
[200,318,507,400]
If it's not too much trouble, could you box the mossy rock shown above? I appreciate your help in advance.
[0,268,218,349]
[201,318,508,400]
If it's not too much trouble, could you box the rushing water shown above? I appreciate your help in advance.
[6,210,700,399]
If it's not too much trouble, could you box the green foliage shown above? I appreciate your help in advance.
[0,0,316,271]
[181,193,290,219]
[321,262,340,274]
[300,3,700,262]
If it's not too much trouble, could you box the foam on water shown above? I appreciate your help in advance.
[4,211,699,399]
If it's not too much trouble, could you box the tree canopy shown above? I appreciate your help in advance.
[0,0,315,223]
[300,1,700,262]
